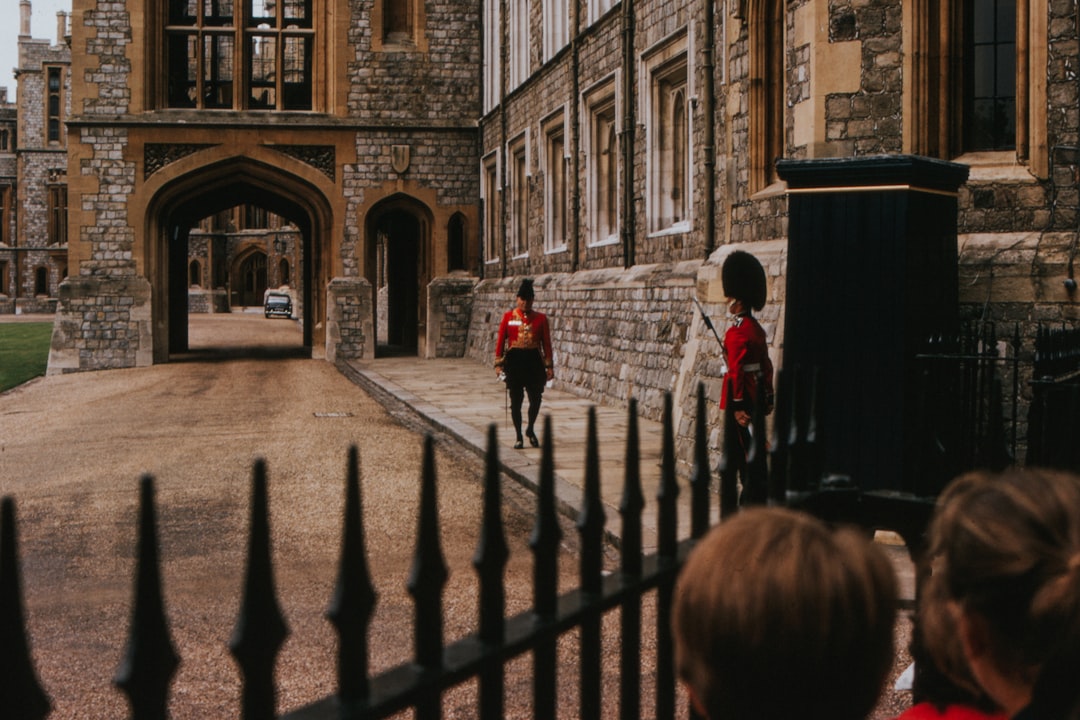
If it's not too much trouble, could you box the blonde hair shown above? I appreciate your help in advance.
[924,468,1080,718]
[672,507,897,720]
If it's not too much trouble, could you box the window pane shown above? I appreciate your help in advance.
[204,34,234,107]
[997,43,1016,95]
[203,0,233,24]
[972,0,994,43]
[169,0,198,25]
[250,0,276,26]
[48,95,60,116]
[249,35,277,108]
[283,0,310,26]
[973,45,993,98]
[970,98,994,148]
[996,99,1016,147]
[48,70,61,91]
[167,34,198,106]
[282,35,311,109]
[996,0,1015,39]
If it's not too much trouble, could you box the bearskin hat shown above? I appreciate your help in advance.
[722,250,767,311]
[517,278,535,301]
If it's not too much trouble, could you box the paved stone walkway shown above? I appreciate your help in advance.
[341,356,709,553]
[342,354,915,602]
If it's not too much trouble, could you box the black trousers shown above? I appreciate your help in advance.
[503,349,546,438]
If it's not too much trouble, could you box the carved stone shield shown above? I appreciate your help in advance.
[392,144,411,174]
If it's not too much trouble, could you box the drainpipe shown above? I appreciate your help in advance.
[621,0,636,268]
[570,2,581,271]
[499,0,508,279]
[702,0,716,255]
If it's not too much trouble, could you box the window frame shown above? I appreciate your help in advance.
[47,184,68,247]
[748,0,784,193]
[506,130,531,259]
[582,76,620,248]
[483,0,501,112]
[45,65,66,146]
[903,0,1046,176]
[543,0,569,62]
[541,109,569,254]
[481,151,501,265]
[642,31,691,236]
[372,0,427,52]
[587,0,616,26]
[509,0,530,90]
[163,0,316,111]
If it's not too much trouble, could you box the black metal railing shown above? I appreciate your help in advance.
[913,322,1020,495]
[2,380,936,720]
[1027,323,1080,471]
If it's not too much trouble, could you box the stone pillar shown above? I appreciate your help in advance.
[326,276,373,364]
[47,276,153,374]
[776,155,969,494]
[426,274,478,358]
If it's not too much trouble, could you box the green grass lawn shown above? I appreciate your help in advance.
[0,323,53,393]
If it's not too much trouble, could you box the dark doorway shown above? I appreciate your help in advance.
[238,251,268,307]
[378,210,420,354]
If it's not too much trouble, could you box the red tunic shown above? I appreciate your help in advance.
[719,314,774,412]
[891,703,1007,720]
[494,308,553,370]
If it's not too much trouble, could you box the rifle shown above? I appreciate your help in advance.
[693,295,729,375]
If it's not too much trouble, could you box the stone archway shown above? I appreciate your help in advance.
[145,158,334,361]
[365,194,433,357]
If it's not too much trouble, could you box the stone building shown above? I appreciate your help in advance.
[0,2,72,315]
[51,0,482,371]
[46,0,1080,473]
[0,88,15,307]
[465,0,1079,473]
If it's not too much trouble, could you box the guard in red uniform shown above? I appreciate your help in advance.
[495,279,554,448]
[719,251,775,456]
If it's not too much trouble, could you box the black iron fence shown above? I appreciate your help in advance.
[3,372,946,720]
[6,335,1077,719]
[1027,324,1080,471]
[912,322,1020,496]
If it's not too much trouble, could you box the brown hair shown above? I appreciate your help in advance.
[924,468,1080,718]
[672,507,897,720]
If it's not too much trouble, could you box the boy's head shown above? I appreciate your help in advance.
[672,507,898,720]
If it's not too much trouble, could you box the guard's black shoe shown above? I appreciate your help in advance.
[526,430,539,447]
[513,438,524,449]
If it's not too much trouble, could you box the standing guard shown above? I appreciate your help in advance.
[720,251,775,463]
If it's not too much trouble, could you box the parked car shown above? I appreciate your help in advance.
[264,291,293,319]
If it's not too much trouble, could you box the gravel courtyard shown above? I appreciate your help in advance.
[0,314,598,718]
[0,313,911,719]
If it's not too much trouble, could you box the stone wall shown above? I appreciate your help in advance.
[427,274,477,358]
[327,277,374,363]
[48,275,152,373]
[467,260,726,478]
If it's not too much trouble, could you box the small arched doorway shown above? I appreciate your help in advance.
[366,195,432,357]
[236,250,268,307]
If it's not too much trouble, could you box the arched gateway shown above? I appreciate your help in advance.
[146,157,331,360]
[46,143,367,374]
